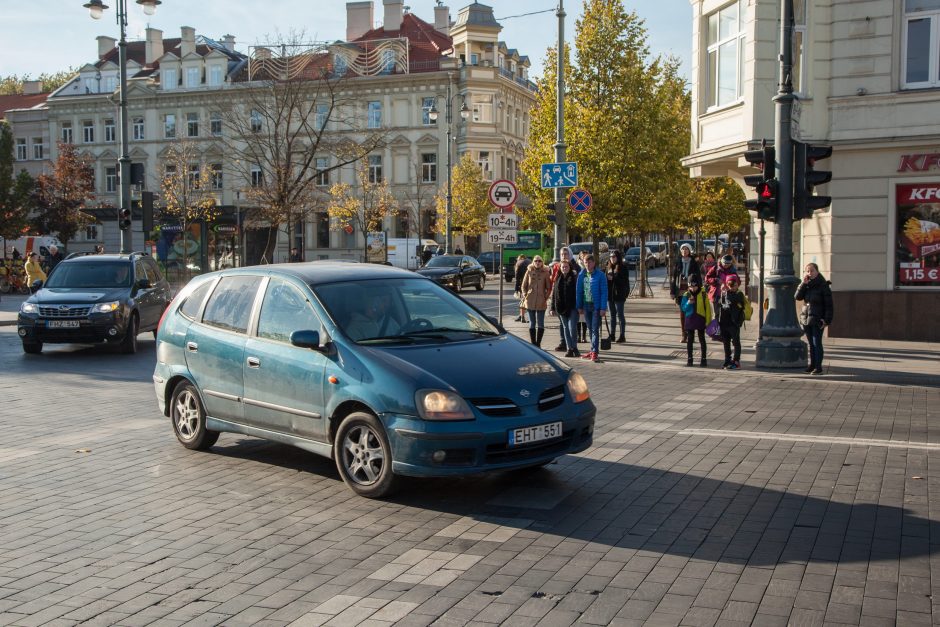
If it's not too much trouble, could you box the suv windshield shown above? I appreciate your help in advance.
[44,261,132,289]
[425,256,461,268]
[625,247,642,255]
[316,277,499,343]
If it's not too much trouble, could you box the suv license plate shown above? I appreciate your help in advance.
[508,421,563,447]
[48,320,80,328]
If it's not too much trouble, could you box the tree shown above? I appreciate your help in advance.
[33,142,95,248]
[328,160,397,262]
[221,35,386,259]
[399,156,439,241]
[435,153,490,239]
[0,122,36,252]
[686,177,747,242]
[159,138,221,274]
[0,70,77,95]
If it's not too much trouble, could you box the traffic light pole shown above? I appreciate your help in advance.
[755,0,807,367]
[117,0,131,254]
[552,0,567,263]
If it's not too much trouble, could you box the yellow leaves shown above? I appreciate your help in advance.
[436,154,490,236]
[327,161,397,237]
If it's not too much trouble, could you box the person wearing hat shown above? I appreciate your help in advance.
[680,274,710,367]
[716,273,746,369]
[705,253,738,314]
[671,243,701,342]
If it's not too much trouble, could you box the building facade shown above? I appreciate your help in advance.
[683,0,940,341]
[29,0,535,267]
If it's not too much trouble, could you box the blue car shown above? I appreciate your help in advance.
[153,262,595,498]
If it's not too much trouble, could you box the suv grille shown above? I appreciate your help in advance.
[538,385,566,412]
[39,306,91,318]
[468,397,521,417]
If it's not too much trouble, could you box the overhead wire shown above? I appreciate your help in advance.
[496,8,557,20]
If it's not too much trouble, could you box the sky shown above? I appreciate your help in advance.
[1,0,692,83]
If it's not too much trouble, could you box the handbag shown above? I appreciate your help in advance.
[600,317,612,350]
[706,318,722,341]
[798,303,810,326]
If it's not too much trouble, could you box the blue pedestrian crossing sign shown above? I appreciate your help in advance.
[540,162,579,188]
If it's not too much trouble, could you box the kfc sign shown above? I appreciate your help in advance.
[898,153,940,172]
[897,184,940,203]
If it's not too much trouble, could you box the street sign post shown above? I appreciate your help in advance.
[488,179,518,210]
[540,161,579,188]
[568,188,592,213]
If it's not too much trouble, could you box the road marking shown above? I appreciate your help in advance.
[679,428,940,451]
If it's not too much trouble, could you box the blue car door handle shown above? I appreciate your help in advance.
[247,356,261,368]
[186,341,198,352]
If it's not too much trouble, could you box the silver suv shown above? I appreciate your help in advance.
[567,241,610,267]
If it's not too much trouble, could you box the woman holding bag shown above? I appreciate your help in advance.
[795,262,833,374]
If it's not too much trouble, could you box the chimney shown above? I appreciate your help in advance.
[96,35,116,59]
[22,80,42,95]
[346,1,374,41]
[221,34,236,52]
[145,28,163,64]
[434,5,450,34]
[383,0,403,32]
[180,26,196,57]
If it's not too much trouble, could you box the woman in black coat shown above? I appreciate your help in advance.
[606,250,630,343]
[550,260,580,357]
[795,262,834,375]
[671,244,701,342]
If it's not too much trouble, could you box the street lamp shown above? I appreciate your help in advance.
[85,0,161,253]
[427,76,469,255]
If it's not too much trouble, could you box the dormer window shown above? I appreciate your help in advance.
[186,67,200,88]
[104,76,116,92]
[209,65,224,86]
[162,68,178,91]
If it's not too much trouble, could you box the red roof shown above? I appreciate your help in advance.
[0,93,49,120]
[355,12,452,70]
[97,38,243,75]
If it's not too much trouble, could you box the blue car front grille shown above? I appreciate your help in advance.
[469,397,521,417]
[537,385,566,412]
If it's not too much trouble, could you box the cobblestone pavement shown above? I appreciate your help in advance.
[1,281,939,626]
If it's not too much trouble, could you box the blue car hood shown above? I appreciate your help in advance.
[363,334,569,404]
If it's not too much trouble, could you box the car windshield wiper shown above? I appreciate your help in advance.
[357,334,417,344]
[406,327,499,336]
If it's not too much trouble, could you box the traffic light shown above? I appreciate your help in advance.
[794,142,832,220]
[545,202,556,222]
[118,207,132,231]
[743,145,778,222]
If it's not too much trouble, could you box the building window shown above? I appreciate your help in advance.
[792,0,807,94]
[382,49,396,74]
[422,97,435,125]
[188,164,200,189]
[315,104,329,131]
[162,67,178,90]
[367,101,382,129]
[471,94,493,123]
[477,151,491,180]
[164,113,176,138]
[316,212,331,248]
[61,122,73,144]
[210,163,223,190]
[210,112,222,136]
[187,112,199,137]
[31,138,43,160]
[334,54,348,76]
[82,120,95,143]
[105,76,116,93]
[250,165,263,187]
[209,65,224,86]
[186,66,201,88]
[368,155,383,183]
[315,157,330,186]
[83,225,99,241]
[104,118,115,142]
[250,109,262,133]
[903,0,940,88]
[705,0,745,109]
[133,117,145,140]
[470,53,479,66]
[84,77,96,94]
[105,166,117,193]
[15,138,27,161]
[421,153,437,183]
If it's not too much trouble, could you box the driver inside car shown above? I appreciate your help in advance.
[345,290,402,341]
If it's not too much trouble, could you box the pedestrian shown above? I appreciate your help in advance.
[576,254,608,362]
[705,254,738,313]
[605,249,629,344]
[11,247,21,261]
[521,255,551,347]
[94,244,105,254]
[701,250,717,280]
[549,246,580,351]
[795,262,833,375]
[680,275,710,367]
[454,245,463,255]
[670,243,701,343]
[576,250,590,342]
[289,247,302,263]
[46,245,64,274]
[717,274,745,369]
[24,252,47,292]
[550,259,580,358]
[513,254,530,322]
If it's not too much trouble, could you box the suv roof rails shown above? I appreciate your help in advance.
[65,251,97,260]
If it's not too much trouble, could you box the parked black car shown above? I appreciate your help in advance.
[17,252,171,354]
[415,255,486,292]
[476,251,501,274]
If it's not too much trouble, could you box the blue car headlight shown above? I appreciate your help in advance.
[567,371,591,403]
[415,389,475,421]
[20,302,38,314]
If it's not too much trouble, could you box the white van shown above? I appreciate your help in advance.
[386,238,439,270]
[2,235,65,259]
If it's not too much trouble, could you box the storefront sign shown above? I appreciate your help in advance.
[898,154,940,172]
[896,183,940,287]
[366,232,386,264]
[213,224,239,235]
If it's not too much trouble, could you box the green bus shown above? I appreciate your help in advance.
[501,230,553,280]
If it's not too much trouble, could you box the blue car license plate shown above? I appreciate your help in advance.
[509,421,563,446]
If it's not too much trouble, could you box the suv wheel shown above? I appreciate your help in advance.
[120,313,138,354]
[335,411,398,498]
[171,381,219,450]
[22,341,42,354]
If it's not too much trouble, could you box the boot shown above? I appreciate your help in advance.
[700,358,708,367]
[617,333,626,344]
[536,328,544,348]
[529,329,537,345]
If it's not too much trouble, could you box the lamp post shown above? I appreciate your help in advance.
[427,75,469,255]
[84,0,161,254]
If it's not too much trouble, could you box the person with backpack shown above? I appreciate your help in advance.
[550,259,580,358]
[716,274,745,369]
[680,275,711,367]
[795,262,834,375]
[605,249,629,344]
[549,246,580,351]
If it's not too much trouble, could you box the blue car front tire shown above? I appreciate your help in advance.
[335,411,399,498]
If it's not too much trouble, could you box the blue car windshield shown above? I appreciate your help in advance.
[315,278,500,343]
[44,262,132,289]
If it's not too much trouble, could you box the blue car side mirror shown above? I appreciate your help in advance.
[290,329,326,352]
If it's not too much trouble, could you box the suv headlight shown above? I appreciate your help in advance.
[20,302,38,314]
[567,371,591,403]
[92,301,120,313]
[415,390,475,421]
